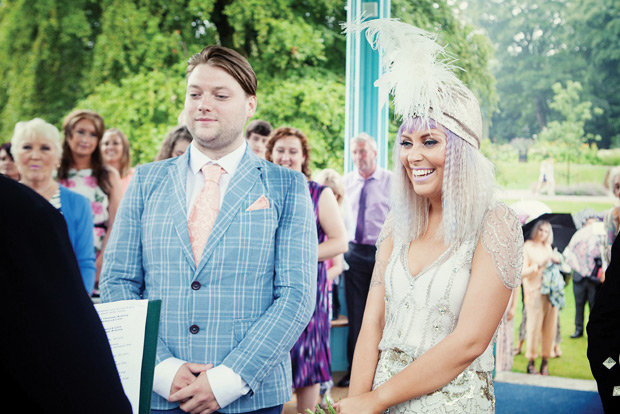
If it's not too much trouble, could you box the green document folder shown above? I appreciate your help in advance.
[94,299,162,414]
[139,299,161,414]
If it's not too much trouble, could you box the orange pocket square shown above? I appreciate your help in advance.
[246,195,270,211]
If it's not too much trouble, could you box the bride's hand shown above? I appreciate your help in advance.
[334,392,383,414]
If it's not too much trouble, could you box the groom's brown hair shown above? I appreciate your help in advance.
[186,45,257,97]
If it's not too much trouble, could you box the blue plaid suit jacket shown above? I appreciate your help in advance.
[100,146,317,412]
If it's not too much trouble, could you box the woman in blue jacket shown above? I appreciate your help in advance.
[11,118,96,294]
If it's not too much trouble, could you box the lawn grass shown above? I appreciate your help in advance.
[511,281,594,380]
[497,196,607,380]
[494,161,610,191]
[500,199,614,215]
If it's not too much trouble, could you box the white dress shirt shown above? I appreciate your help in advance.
[152,140,251,408]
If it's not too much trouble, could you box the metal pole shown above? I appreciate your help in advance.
[344,0,390,173]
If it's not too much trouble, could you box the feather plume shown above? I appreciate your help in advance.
[343,18,469,126]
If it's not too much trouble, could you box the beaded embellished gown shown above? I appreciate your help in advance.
[372,203,523,413]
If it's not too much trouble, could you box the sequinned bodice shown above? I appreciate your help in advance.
[371,202,524,413]
[379,236,496,371]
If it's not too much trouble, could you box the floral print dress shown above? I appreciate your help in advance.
[59,169,109,258]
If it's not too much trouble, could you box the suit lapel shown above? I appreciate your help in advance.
[168,152,196,269]
[197,147,261,272]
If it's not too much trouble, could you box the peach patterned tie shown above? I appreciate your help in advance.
[188,163,225,265]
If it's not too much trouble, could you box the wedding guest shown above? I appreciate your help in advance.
[565,210,604,339]
[245,119,272,159]
[0,175,131,414]
[340,132,391,387]
[335,20,523,413]
[522,220,562,375]
[57,109,122,288]
[154,124,192,161]
[12,118,95,293]
[535,158,555,195]
[0,142,20,180]
[316,167,354,321]
[316,168,355,237]
[266,126,348,413]
[101,128,134,197]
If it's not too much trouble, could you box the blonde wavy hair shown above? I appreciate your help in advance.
[389,117,496,246]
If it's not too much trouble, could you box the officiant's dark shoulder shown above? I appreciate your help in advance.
[0,175,131,414]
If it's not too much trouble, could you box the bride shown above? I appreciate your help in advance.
[335,20,524,413]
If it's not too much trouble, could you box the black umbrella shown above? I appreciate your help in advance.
[522,213,577,252]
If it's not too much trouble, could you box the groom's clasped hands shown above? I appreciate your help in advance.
[168,362,220,414]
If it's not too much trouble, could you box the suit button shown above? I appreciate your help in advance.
[189,325,199,334]
[191,281,201,290]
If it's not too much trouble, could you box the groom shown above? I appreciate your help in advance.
[100,46,317,414]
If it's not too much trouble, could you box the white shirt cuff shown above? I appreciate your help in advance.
[153,357,187,399]
[207,365,251,409]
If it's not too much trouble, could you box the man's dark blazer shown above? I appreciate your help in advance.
[587,231,620,413]
[0,176,132,413]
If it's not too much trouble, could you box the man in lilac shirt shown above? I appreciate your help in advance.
[339,133,391,386]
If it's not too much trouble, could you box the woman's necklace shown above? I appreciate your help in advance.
[27,179,58,201]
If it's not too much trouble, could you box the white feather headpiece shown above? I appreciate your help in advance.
[343,18,482,149]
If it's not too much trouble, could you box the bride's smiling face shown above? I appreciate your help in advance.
[399,127,447,203]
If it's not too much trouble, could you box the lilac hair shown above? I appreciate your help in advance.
[388,117,496,245]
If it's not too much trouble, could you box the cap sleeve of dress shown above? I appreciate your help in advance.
[480,203,524,289]
[376,211,394,249]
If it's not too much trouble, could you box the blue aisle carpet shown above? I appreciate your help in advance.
[495,382,604,413]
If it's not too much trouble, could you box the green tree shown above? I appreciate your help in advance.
[0,0,99,138]
[464,0,619,148]
[86,0,219,89]
[537,81,602,184]
[0,0,498,173]
[566,0,620,147]
[75,63,187,165]
[465,0,573,142]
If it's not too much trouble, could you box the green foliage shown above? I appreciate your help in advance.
[75,64,187,165]
[257,69,345,173]
[597,148,620,166]
[0,0,498,173]
[567,0,620,147]
[225,0,345,73]
[305,400,337,414]
[510,199,613,215]
[0,0,97,138]
[87,0,207,89]
[494,160,609,191]
[464,0,620,147]
[252,17,328,72]
[480,139,519,164]
[537,81,602,184]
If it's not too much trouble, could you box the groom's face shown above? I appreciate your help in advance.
[185,64,256,157]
